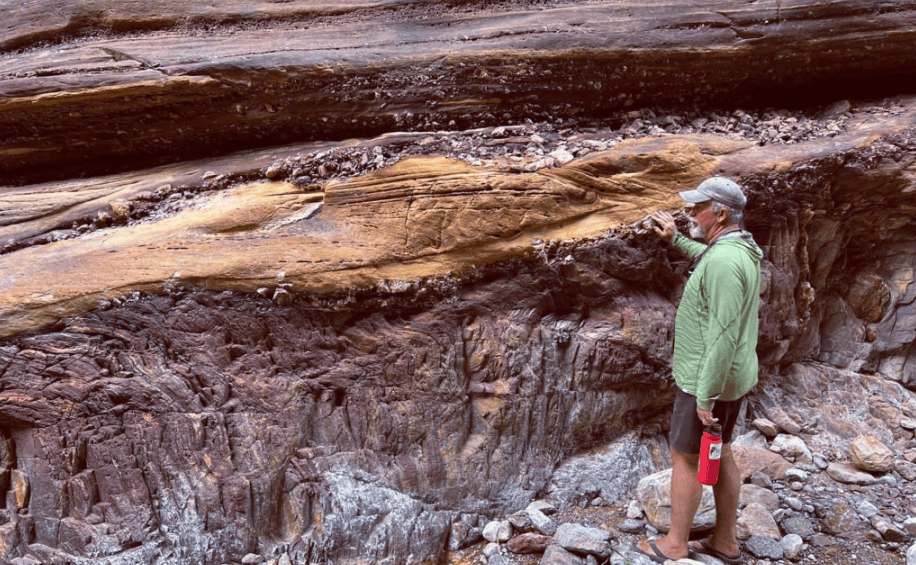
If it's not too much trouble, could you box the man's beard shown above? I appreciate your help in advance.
[689,220,706,240]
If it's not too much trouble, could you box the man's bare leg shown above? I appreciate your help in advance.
[639,448,701,560]
[699,445,742,558]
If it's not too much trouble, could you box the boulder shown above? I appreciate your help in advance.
[554,523,612,559]
[850,435,895,473]
[635,469,716,533]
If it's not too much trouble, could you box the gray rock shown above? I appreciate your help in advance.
[555,523,612,558]
[855,500,879,519]
[897,459,916,481]
[784,496,804,511]
[781,533,805,560]
[746,535,784,560]
[541,544,585,565]
[508,510,532,530]
[750,471,773,490]
[483,520,512,543]
[321,469,452,564]
[904,517,916,537]
[449,515,483,550]
[242,554,264,565]
[484,542,510,565]
[780,515,816,539]
[549,432,660,510]
[617,519,644,534]
[626,500,643,519]
[908,543,916,565]
[528,505,558,536]
[529,500,558,515]
[636,468,717,532]
[770,434,813,465]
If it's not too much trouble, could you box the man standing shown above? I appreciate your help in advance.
[636,177,762,564]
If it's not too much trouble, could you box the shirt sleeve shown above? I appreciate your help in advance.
[694,251,745,410]
[671,233,708,259]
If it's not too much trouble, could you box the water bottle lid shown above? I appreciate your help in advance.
[707,423,722,435]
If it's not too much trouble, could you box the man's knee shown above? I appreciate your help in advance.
[671,448,700,469]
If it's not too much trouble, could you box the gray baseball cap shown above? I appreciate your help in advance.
[679,177,747,209]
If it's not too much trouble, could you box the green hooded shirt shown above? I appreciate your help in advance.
[670,230,763,410]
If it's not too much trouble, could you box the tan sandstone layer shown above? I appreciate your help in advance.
[1,101,914,339]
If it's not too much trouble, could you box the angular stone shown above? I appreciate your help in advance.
[508,510,532,531]
[482,520,512,543]
[57,518,95,555]
[780,515,816,540]
[449,517,482,551]
[739,484,779,512]
[904,517,916,537]
[732,444,791,481]
[746,536,783,560]
[769,434,813,465]
[617,519,644,534]
[737,502,781,541]
[764,407,802,436]
[752,418,780,437]
[826,462,878,485]
[872,516,909,543]
[528,500,558,516]
[635,469,716,533]
[9,470,29,511]
[507,532,554,554]
[555,523,611,558]
[528,506,557,537]
[850,435,895,472]
[541,544,584,565]
[820,499,869,542]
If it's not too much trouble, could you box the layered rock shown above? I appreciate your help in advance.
[2,0,916,184]
[1,1,916,565]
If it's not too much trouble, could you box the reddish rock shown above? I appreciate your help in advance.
[507,532,555,554]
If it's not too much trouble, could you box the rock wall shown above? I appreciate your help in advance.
[1,1,916,564]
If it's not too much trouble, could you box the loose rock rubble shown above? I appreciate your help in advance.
[447,375,916,565]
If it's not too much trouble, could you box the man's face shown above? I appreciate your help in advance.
[686,200,716,240]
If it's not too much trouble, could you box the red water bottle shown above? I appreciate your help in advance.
[698,424,723,485]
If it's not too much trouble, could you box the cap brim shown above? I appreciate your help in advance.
[679,189,712,204]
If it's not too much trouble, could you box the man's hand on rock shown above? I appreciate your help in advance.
[650,211,676,242]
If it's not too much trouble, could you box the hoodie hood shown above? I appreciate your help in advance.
[716,229,763,263]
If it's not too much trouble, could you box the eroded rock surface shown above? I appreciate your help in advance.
[2,0,916,184]
[2,2,916,565]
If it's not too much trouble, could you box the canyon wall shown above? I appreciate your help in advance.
[1,1,916,564]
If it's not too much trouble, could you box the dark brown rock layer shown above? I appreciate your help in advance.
[1,2,916,565]
[2,0,916,185]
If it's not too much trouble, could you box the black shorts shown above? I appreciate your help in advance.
[669,387,744,455]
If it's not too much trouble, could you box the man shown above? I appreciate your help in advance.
[636,177,762,564]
